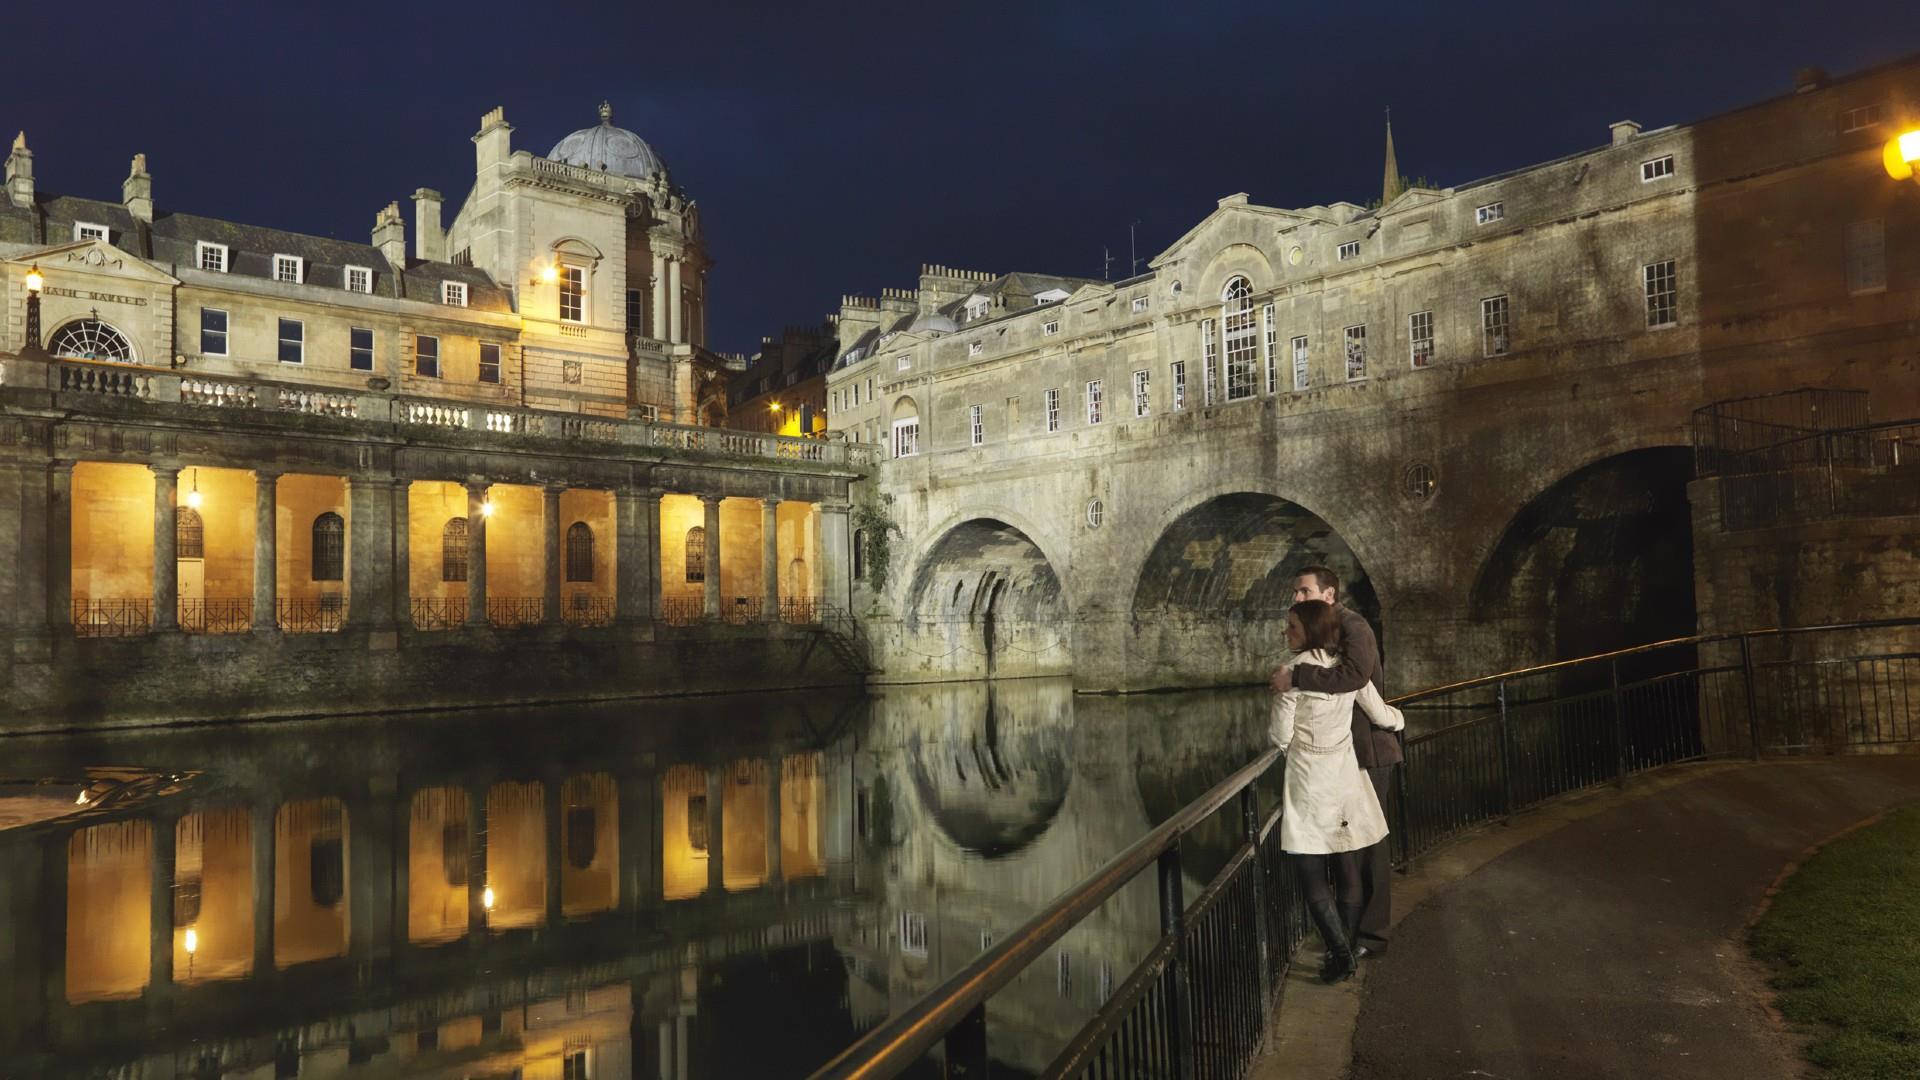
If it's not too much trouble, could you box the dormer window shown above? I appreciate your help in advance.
[344,265,373,294]
[196,242,229,273]
[274,254,304,284]
[896,353,912,371]
[442,281,468,307]
[1033,288,1071,305]
[74,222,109,243]
[965,297,990,321]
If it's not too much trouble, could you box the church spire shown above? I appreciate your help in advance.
[1382,108,1404,206]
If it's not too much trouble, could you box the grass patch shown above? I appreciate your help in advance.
[1749,806,1920,1079]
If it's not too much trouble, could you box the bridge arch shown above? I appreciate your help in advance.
[895,514,1070,680]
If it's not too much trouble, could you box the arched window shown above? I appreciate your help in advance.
[442,517,469,582]
[311,512,345,581]
[565,522,595,582]
[48,318,136,362]
[685,526,706,582]
[1220,276,1258,401]
[174,506,204,559]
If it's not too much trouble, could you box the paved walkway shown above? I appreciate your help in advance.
[1248,756,1920,1080]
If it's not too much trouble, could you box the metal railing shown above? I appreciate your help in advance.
[409,596,467,631]
[1714,420,1920,529]
[563,596,615,628]
[486,597,545,628]
[725,596,762,624]
[277,598,345,633]
[810,617,1920,1080]
[177,597,253,634]
[659,597,704,626]
[780,597,823,624]
[1691,387,1871,476]
[71,599,152,637]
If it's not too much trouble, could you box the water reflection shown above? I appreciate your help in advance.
[2,678,1271,1078]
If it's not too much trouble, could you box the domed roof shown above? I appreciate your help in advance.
[548,102,666,180]
[909,311,960,336]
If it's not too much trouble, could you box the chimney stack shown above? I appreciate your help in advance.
[372,201,407,269]
[412,187,444,262]
[122,153,152,224]
[5,131,32,209]
[1609,120,1642,146]
[473,105,513,173]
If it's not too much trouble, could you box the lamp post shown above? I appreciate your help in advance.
[1882,130,1920,183]
[24,263,42,345]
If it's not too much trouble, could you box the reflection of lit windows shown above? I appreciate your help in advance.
[442,821,469,886]
[1057,950,1073,996]
[900,912,928,957]
[855,786,871,839]
[980,929,994,951]
[687,794,709,854]
[563,1051,590,1080]
[566,806,597,868]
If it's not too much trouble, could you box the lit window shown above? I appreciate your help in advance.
[685,527,706,582]
[200,309,228,356]
[196,242,229,273]
[416,334,440,378]
[969,404,984,446]
[1086,379,1104,425]
[74,222,109,243]
[896,353,912,372]
[1846,219,1887,295]
[312,513,345,582]
[350,326,374,371]
[1840,103,1886,133]
[175,507,203,559]
[1263,305,1277,394]
[559,266,585,322]
[1132,369,1150,417]
[442,281,467,307]
[1481,295,1510,356]
[969,341,983,357]
[1409,310,1435,368]
[1291,336,1309,391]
[1475,202,1504,225]
[273,254,304,284]
[566,522,594,582]
[442,518,469,581]
[1171,360,1187,410]
[344,265,372,293]
[1337,240,1361,261]
[1344,325,1367,381]
[1201,318,1217,405]
[1045,387,1061,432]
[1640,155,1675,182]
[1132,295,1149,313]
[892,418,919,458]
[1644,260,1678,328]
[1221,278,1257,401]
[277,318,304,364]
[47,319,133,361]
[479,342,502,384]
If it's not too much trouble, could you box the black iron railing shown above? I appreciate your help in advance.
[277,597,345,633]
[177,597,253,634]
[725,596,762,624]
[1691,387,1872,476]
[486,596,544,628]
[1714,420,1920,529]
[810,617,1920,1080]
[563,595,615,627]
[659,597,703,626]
[781,597,823,624]
[409,596,467,631]
[71,599,152,637]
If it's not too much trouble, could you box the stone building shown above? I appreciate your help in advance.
[726,318,839,437]
[829,58,1920,693]
[0,106,871,730]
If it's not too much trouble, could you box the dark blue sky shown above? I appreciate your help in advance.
[10,1,1919,354]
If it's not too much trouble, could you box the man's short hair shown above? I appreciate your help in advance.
[1295,564,1340,597]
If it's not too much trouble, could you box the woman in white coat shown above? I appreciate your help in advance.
[1270,598,1405,982]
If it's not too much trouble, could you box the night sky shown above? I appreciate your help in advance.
[10,2,1919,355]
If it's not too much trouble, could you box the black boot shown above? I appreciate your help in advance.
[1307,898,1355,984]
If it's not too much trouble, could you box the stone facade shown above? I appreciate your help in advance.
[830,59,1920,694]
[727,319,838,437]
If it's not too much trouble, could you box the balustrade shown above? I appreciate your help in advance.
[658,597,703,626]
[562,596,615,628]
[402,400,471,429]
[409,596,467,631]
[485,597,545,628]
[60,362,152,399]
[275,388,358,418]
[180,378,258,408]
[178,598,253,635]
[779,597,822,624]
[71,599,152,637]
[724,596,762,625]
[277,598,346,633]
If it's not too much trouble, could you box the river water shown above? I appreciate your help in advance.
[0,679,1279,1079]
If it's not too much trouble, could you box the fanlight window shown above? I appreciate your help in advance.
[565,522,595,582]
[311,512,345,582]
[685,526,706,583]
[442,517,469,582]
[174,506,204,559]
[1220,277,1258,401]
[48,319,135,362]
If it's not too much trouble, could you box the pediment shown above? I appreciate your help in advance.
[8,239,181,287]
[1376,187,1450,217]
[1153,201,1329,268]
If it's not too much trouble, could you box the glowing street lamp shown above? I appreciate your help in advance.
[1883,129,1920,181]
[23,264,42,345]
[540,264,559,284]
[768,400,782,413]
[185,468,203,510]
[23,264,42,293]
[480,499,495,518]
[183,926,198,978]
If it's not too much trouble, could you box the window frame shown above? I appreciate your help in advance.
[558,265,586,323]
[1474,202,1505,225]
[626,288,643,331]
[1201,318,1217,405]
[1220,278,1258,402]
[896,353,912,372]
[1042,319,1060,336]
[1262,305,1277,394]
[1640,155,1675,182]
[311,512,346,582]
[892,417,920,458]
[344,265,372,294]
[479,342,502,384]
[684,526,707,582]
[968,403,984,446]
[1337,240,1361,261]
[1409,309,1435,369]
[415,334,441,378]
[442,517,470,582]
[968,340,983,357]
[199,308,229,357]
[349,326,374,371]
[196,242,229,273]
[277,318,304,365]
[74,222,109,243]
[1846,219,1888,295]
[1131,295,1150,313]
[1343,324,1367,381]
[1291,335,1310,391]
[1481,295,1511,356]
[1171,360,1187,410]
[1643,259,1678,329]
[1045,387,1061,432]
[441,281,468,307]
[565,522,595,583]
[273,254,305,284]
[1840,103,1886,133]
[1085,379,1104,425]
[1132,369,1151,417]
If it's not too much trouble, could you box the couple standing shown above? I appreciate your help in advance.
[1268,565,1403,984]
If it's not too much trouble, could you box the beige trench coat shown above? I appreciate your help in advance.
[1270,648,1406,854]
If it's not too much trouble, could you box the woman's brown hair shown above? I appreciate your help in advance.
[1289,598,1342,654]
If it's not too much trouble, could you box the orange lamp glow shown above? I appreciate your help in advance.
[540,265,559,284]
[1884,130,1920,180]
[183,928,199,955]
[24,265,43,293]
[769,401,781,412]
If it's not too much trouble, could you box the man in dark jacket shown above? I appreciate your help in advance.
[1269,564,1399,958]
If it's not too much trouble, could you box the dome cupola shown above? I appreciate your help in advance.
[547,102,667,180]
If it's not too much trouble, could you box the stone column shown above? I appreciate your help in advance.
[465,481,489,628]
[252,471,278,631]
[251,802,276,976]
[651,253,668,340]
[766,756,783,886]
[668,259,684,344]
[647,492,665,619]
[26,463,65,633]
[347,477,396,630]
[543,485,564,625]
[700,495,722,621]
[705,766,725,896]
[467,784,489,937]
[761,498,780,622]
[151,466,179,631]
[616,487,657,625]
[388,479,411,629]
[544,776,563,926]
[819,501,852,616]
[618,769,658,913]
[149,812,177,990]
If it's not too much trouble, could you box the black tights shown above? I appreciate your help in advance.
[1293,850,1361,906]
